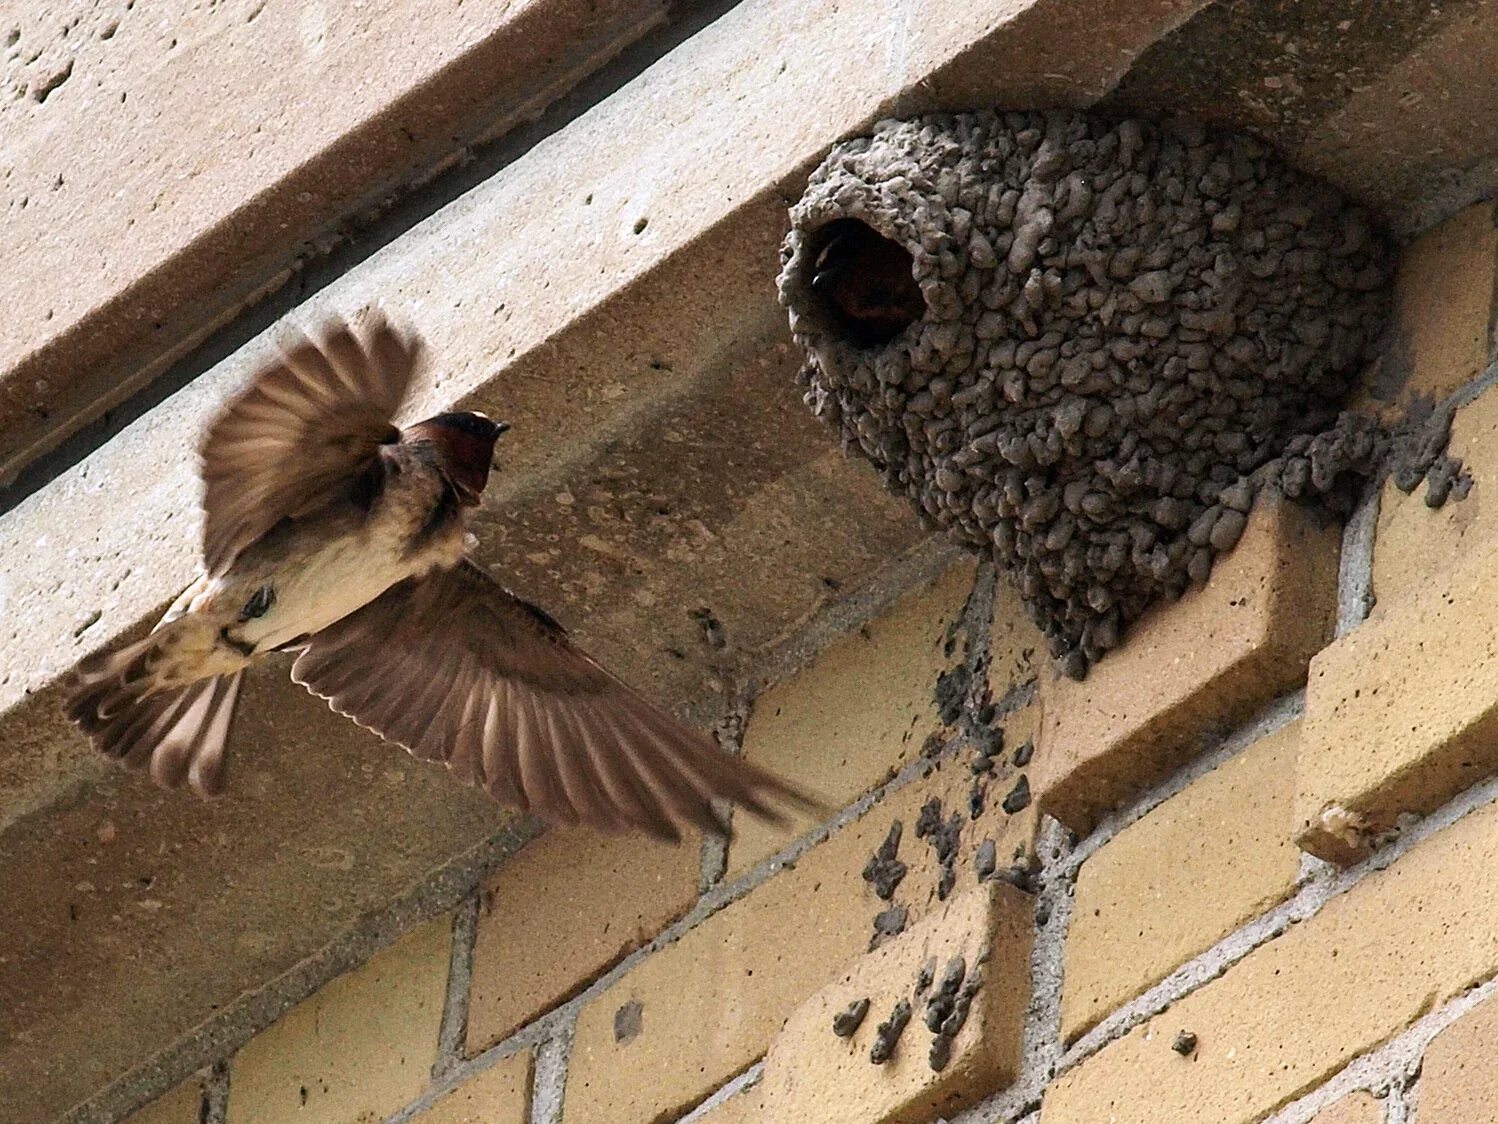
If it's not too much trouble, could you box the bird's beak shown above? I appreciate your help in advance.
[493,420,511,437]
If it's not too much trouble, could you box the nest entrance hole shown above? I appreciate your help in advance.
[807,218,925,347]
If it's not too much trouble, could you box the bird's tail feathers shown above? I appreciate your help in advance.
[66,637,244,796]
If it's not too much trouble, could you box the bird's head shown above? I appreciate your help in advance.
[409,411,511,505]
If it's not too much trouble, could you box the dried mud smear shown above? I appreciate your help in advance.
[780,110,1412,677]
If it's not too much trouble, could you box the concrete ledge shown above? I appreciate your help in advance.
[0,0,711,485]
[1105,0,1498,236]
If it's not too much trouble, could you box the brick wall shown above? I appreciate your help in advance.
[14,2,1498,1123]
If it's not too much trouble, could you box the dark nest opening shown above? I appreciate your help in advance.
[804,218,926,347]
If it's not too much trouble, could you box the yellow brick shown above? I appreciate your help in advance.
[902,705,1042,918]
[227,916,452,1124]
[1366,203,1498,612]
[1062,722,1303,1041]
[466,827,699,1053]
[1042,798,1498,1124]
[687,1080,767,1123]
[1297,530,1498,864]
[1371,203,1497,412]
[564,707,1041,1123]
[989,571,1045,703]
[566,823,870,1122]
[1373,383,1498,609]
[1310,1091,1382,1124]
[1417,992,1498,1122]
[761,882,1033,1124]
[729,559,976,874]
[122,1080,203,1124]
[411,1052,532,1124]
[1035,499,1339,833]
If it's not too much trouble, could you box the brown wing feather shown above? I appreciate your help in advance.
[66,647,244,798]
[198,310,424,574]
[290,559,820,841]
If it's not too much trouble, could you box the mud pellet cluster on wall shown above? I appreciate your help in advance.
[778,110,1397,675]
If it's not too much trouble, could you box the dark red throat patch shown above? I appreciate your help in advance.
[407,413,506,503]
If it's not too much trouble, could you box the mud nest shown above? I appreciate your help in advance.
[778,110,1405,678]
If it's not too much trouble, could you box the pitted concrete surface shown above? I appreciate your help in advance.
[1106,0,1498,233]
[0,0,708,484]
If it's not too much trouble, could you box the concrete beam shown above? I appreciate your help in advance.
[1105,0,1498,236]
[0,0,716,485]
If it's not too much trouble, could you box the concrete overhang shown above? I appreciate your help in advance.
[6,0,1498,1118]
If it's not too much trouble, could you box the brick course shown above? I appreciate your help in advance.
[1061,722,1303,1041]
[1416,994,1498,1123]
[729,559,977,873]
[120,1080,203,1124]
[563,701,1040,1122]
[1297,531,1498,863]
[760,881,1033,1124]
[684,1080,767,1123]
[1368,203,1498,610]
[1044,799,1498,1123]
[1310,1091,1383,1124]
[409,1052,533,1124]
[1035,500,1339,833]
[1372,384,1498,610]
[466,827,700,1054]
[1375,203,1497,414]
[226,917,451,1124]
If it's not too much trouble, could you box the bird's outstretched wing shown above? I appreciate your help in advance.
[198,311,423,574]
[290,559,819,842]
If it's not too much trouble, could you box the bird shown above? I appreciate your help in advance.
[810,219,926,346]
[65,310,816,842]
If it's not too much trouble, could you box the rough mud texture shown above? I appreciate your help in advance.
[1001,775,1032,815]
[933,664,973,725]
[869,998,913,1065]
[1384,398,1473,506]
[1012,738,1034,767]
[970,724,1004,774]
[613,999,644,1045]
[915,797,963,901]
[968,779,987,820]
[862,821,908,901]
[832,997,871,1038]
[974,837,998,880]
[915,957,936,995]
[869,904,909,951]
[925,956,981,1073]
[924,957,968,1033]
[779,109,1431,676]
